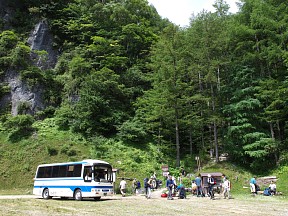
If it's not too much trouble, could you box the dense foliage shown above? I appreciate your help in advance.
[1,0,288,173]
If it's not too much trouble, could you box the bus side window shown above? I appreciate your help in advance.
[84,167,92,182]
[52,166,60,177]
[44,167,52,178]
[37,167,45,178]
[59,165,67,177]
[74,164,82,177]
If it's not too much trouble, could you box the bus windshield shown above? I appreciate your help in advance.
[93,164,112,182]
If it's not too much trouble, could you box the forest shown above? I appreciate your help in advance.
[0,0,288,174]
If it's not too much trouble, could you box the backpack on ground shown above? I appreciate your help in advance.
[179,187,186,199]
[263,188,271,196]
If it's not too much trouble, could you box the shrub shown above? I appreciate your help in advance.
[46,146,58,156]
[17,101,31,114]
[60,144,77,156]
[34,106,56,120]
[181,177,191,187]
[117,118,147,143]
[3,114,35,142]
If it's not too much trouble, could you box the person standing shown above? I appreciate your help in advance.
[144,177,152,199]
[132,178,137,195]
[166,175,175,200]
[136,180,141,195]
[221,174,226,194]
[144,177,149,198]
[250,176,257,195]
[207,174,215,199]
[146,177,153,199]
[119,178,127,197]
[223,177,231,199]
[179,167,186,184]
[195,174,202,197]
[180,167,186,177]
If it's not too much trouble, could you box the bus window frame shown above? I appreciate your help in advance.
[83,166,93,182]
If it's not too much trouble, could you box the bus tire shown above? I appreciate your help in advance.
[94,197,101,201]
[42,188,51,199]
[74,189,82,201]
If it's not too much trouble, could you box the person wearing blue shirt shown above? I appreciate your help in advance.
[195,174,202,197]
[166,175,175,200]
[250,176,257,195]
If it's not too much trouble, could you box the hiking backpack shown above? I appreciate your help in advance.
[144,178,149,188]
[137,181,141,189]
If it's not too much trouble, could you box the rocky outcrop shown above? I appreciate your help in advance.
[28,20,58,69]
[4,70,44,116]
[0,19,59,116]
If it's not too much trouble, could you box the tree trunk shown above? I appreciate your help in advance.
[213,121,219,162]
[211,84,219,162]
[269,122,275,139]
[217,66,220,90]
[198,71,203,91]
[209,125,213,157]
[189,127,193,156]
[269,122,279,165]
[175,107,180,168]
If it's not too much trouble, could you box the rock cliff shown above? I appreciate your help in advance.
[0,6,58,115]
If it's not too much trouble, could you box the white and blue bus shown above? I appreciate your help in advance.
[33,159,114,200]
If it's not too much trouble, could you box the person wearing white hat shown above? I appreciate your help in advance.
[207,174,215,199]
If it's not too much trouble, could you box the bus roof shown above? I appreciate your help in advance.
[37,159,110,167]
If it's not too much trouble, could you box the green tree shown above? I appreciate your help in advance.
[137,25,188,167]
[184,3,232,162]
[70,67,128,136]
[225,0,288,169]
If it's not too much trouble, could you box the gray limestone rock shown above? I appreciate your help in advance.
[1,19,59,116]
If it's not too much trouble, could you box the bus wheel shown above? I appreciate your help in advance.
[94,197,101,201]
[42,189,51,199]
[74,189,82,201]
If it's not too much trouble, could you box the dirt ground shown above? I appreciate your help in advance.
[0,190,287,216]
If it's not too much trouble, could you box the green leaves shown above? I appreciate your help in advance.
[0,31,30,69]
[69,67,127,136]
[0,31,18,52]
[243,137,278,158]
[2,114,35,142]
[2,0,288,171]
[117,117,147,143]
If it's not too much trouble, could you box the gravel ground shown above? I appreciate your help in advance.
[0,190,287,216]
